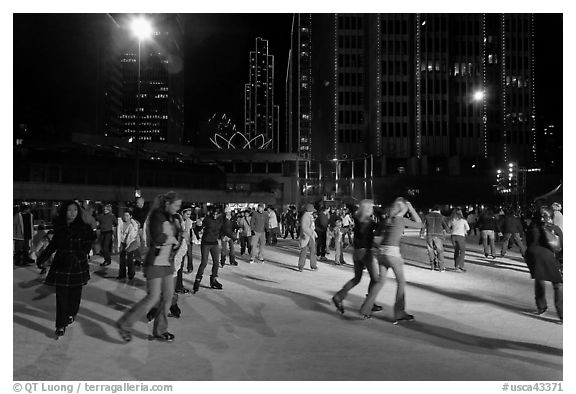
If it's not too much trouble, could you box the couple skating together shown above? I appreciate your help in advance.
[332,198,422,324]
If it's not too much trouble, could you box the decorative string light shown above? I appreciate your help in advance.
[530,13,537,162]
[334,14,339,161]
[501,14,508,164]
[482,14,488,159]
[308,13,313,160]
[416,13,422,159]
[376,15,382,157]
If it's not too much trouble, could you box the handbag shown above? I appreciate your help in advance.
[542,226,562,253]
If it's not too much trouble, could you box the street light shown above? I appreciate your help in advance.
[131,17,152,41]
[130,16,153,197]
[473,90,485,102]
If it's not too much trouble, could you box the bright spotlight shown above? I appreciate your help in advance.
[131,17,152,41]
[473,91,485,101]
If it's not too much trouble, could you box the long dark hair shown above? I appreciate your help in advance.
[55,200,85,227]
[146,191,182,223]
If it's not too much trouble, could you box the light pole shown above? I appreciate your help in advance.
[332,157,339,197]
[130,16,152,198]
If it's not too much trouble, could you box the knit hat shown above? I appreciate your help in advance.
[306,204,316,212]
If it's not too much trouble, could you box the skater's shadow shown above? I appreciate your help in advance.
[406,281,529,315]
[17,277,46,289]
[224,274,355,320]
[243,275,279,284]
[370,312,562,369]
[202,293,276,338]
[14,301,130,344]
[31,284,56,301]
[13,313,55,339]
[520,311,562,324]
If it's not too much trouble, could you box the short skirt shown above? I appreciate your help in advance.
[144,265,174,279]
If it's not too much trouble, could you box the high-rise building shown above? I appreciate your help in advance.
[286,14,313,159]
[107,14,184,144]
[301,13,535,175]
[244,37,275,149]
[98,16,124,139]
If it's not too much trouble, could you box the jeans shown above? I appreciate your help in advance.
[316,231,327,257]
[197,244,220,278]
[176,254,186,290]
[134,229,146,263]
[14,239,31,265]
[426,236,445,269]
[361,254,406,318]
[334,239,345,264]
[283,224,295,239]
[534,280,563,320]
[451,235,466,269]
[240,235,252,255]
[118,249,136,279]
[101,231,113,263]
[501,233,526,256]
[481,230,496,256]
[269,228,278,245]
[186,240,194,271]
[220,238,236,265]
[342,227,353,246]
[298,237,318,270]
[118,273,174,336]
[55,286,83,328]
[250,232,266,261]
[334,248,377,303]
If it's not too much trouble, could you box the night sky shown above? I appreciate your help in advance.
[13,13,562,138]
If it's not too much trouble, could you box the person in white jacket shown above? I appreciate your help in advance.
[267,207,280,245]
[449,208,470,272]
[116,210,140,281]
[297,204,318,272]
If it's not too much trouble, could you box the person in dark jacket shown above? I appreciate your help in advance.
[117,192,182,343]
[36,201,96,337]
[132,197,148,266]
[97,204,118,266]
[238,210,253,255]
[315,206,330,261]
[220,206,238,267]
[524,209,563,322]
[249,204,269,264]
[478,208,500,259]
[500,209,526,257]
[283,207,297,240]
[422,205,449,271]
[193,207,224,293]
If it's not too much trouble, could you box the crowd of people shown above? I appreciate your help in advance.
[13,193,563,340]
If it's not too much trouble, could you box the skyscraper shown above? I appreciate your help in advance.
[110,14,184,144]
[244,37,275,149]
[302,13,535,175]
[286,14,313,159]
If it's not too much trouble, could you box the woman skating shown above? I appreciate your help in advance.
[449,208,470,272]
[116,191,182,342]
[524,208,563,323]
[36,201,96,337]
[361,198,422,323]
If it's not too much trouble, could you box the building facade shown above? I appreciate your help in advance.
[286,14,313,159]
[244,37,276,149]
[296,13,535,177]
[103,14,185,144]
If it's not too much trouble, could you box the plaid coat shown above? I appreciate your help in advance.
[37,220,96,287]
